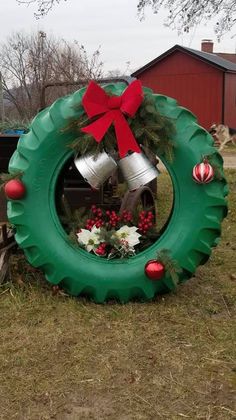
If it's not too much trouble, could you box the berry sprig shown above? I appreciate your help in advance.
[85,205,104,229]
[95,242,107,256]
[138,210,154,235]
[106,210,121,228]
[120,210,133,224]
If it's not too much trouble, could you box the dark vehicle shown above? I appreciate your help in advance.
[0,132,157,223]
[0,133,20,173]
[0,134,20,221]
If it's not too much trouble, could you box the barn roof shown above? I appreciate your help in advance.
[216,52,236,64]
[131,44,236,76]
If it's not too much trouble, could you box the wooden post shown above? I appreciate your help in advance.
[0,223,16,284]
[0,189,8,223]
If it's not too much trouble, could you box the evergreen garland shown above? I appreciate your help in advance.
[63,92,176,161]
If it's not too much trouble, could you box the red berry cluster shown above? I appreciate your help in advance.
[120,210,133,224]
[138,211,154,235]
[106,210,121,228]
[85,205,104,230]
[95,242,107,256]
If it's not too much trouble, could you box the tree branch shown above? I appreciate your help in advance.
[16,0,67,18]
[137,0,236,38]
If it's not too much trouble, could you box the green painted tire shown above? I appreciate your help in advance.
[7,84,228,303]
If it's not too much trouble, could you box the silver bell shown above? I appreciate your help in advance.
[118,152,160,191]
[74,151,117,189]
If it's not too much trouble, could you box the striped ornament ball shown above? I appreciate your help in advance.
[192,161,214,184]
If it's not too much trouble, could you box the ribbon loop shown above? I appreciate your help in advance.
[81,80,143,158]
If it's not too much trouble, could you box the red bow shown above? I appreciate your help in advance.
[81,80,143,158]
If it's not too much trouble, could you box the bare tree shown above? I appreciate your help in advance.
[137,0,236,38]
[16,0,66,18]
[0,31,103,119]
[17,0,236,38]
[106,62,131,79]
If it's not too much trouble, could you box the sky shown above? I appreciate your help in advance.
[1,0,236,74]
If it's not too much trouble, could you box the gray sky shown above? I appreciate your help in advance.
[1,0,236,73]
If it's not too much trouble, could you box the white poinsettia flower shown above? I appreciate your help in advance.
[114,225,141,247]
[91,225,101,235]
[77,226,101,252]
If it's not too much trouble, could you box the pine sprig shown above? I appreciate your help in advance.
[203,154,224,181]
[60,206,87,234]
[70,134,103,156]
[156,249,182,286]
[68,230,79,246]
[0,171,24,191]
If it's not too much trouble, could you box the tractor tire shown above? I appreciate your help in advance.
[7,84,228,302]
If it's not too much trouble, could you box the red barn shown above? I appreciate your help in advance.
[131,41,236,130]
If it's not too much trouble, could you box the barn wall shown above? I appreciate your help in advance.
[224,73,236,128]
[136,51,223,129]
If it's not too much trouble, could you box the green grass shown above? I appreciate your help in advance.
[0,170,235,419]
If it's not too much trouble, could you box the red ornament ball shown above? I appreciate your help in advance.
[145,259,165,280]
[4,179,26,200]
[192,161,214,184]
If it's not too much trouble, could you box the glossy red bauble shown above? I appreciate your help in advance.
[192,161,214,184]
[4,179,26,200]
[145,259,165,280]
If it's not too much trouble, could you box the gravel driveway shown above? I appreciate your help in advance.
[222,152,236,169]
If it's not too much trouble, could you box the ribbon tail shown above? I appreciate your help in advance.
[114,113,141,158]
[81,112,114,143]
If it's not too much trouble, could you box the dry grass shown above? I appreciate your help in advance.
[222,144,236,153]
[0,170,235,420]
